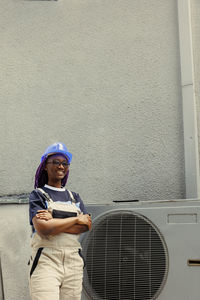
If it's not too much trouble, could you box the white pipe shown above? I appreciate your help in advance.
[177,0,200,198]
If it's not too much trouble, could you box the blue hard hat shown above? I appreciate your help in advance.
[41,142,72,163]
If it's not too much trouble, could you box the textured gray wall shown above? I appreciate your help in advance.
[0,204,30,300]
[0,0,185,203]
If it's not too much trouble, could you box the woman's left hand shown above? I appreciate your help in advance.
[36,210,53,221]
[77,213,92,230]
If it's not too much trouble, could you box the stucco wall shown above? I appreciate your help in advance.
[0,204,30,300]
[0,0,185,204]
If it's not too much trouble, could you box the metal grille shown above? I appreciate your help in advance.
[82,210,168,300]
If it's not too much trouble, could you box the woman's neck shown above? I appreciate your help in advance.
[47,180,62,188]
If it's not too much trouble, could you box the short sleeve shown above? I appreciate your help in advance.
[29,190,47,225]
[72,192,88,214]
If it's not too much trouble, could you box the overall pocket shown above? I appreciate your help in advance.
[78,249,86,268]
[30,247,44,277]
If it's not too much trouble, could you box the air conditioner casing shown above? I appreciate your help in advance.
[80,199,200,300]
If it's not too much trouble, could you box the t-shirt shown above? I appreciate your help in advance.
[29,185,88,227]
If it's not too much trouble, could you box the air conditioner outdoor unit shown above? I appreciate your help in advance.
[80,199,200,300]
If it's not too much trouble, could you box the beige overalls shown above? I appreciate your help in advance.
[29,189,84,300]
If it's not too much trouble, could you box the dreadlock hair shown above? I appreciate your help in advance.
[34,157,69,189]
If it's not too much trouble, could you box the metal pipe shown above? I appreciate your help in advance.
[177,0,200,198]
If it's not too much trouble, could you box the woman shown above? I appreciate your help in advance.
[29,142,92,300]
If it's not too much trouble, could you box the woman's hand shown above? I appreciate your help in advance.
[36,210,53,221]
[77,213,92,230]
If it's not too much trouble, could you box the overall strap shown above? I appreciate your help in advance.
[67,190,76,203]
[36,188,54,203]
[37,187,76,203]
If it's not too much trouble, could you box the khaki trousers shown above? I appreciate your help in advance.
[29,247,84,300]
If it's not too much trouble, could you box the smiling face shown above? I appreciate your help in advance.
[45,154,70,187]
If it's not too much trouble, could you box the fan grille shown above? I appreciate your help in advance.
[82,210,168,300]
